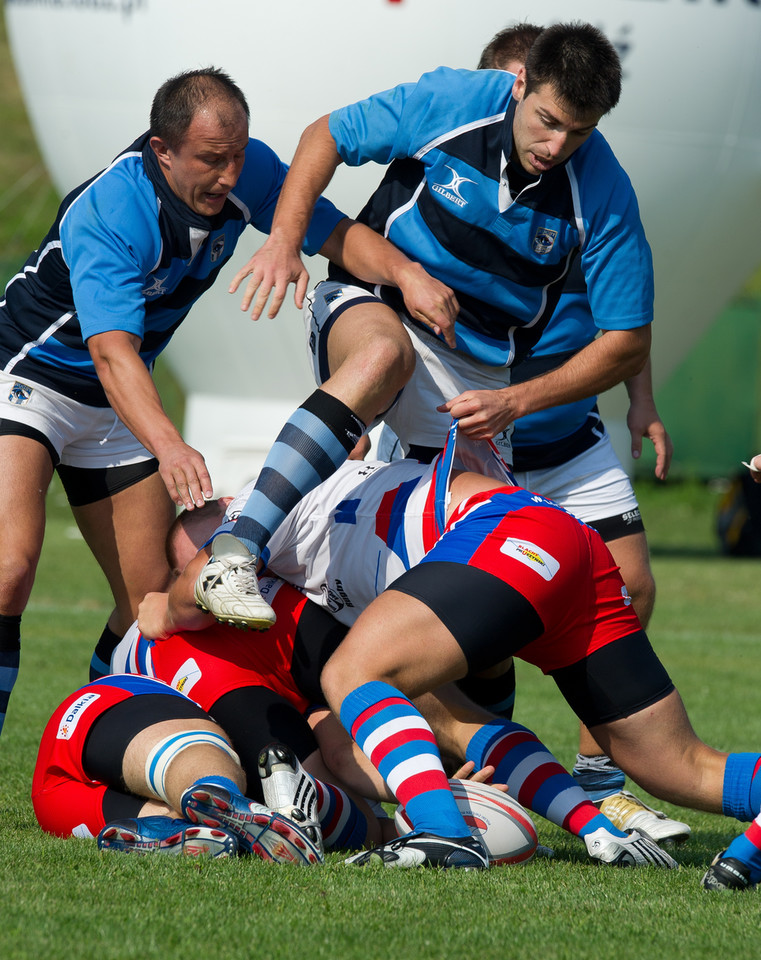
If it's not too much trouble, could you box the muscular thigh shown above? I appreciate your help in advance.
[0,434,55,572]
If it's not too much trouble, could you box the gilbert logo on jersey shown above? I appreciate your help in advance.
[432,165,476,208]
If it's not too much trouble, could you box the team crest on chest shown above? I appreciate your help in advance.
[532,227,557,255]
[210,235,226,262]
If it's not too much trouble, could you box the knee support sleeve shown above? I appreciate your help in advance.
[144,730,240,804]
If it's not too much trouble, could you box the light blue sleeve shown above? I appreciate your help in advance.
[575,137,654,330]
[59,164,159,342]
[238,138,345,256]
[329,66,507,167]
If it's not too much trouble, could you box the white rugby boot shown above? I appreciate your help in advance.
[584,826,679,868]
[194,533,276,630]
[598,790,691,846]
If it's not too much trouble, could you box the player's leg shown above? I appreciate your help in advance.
[259,738,385,851]
[525,439,681,840]
[0,432,55,736]
[552,631,761,887]
[587,689,729,811]
[70,467,175,675]
[33,677,238,856]
[323,588,673,868]
[86,683,320,862]
[208,685,378,853]
[321,588,490,868]
[572,529,688,846]
[415,684,676,867]
[195,289,415,630]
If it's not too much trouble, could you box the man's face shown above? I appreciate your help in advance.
[510,68,601,176]
[150,104,249,216]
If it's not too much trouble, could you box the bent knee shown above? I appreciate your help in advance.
[0,553,40,614]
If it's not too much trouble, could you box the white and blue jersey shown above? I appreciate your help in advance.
[0,132,344,406]
[327,66,653,370]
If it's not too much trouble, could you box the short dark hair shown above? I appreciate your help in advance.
[150,67,250,149]
[524,22,621,118]
[478,22,543,71]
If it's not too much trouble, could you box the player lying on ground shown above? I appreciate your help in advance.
[32,673,322,863]
[119,571,662,866]
[140,422,761,885]
[135,429,686,870]
[113,574,407,853]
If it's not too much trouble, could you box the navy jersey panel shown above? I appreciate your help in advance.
[328,66,653,370]
[0,133,344,406]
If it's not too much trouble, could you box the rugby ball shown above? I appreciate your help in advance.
[394,779,538,865]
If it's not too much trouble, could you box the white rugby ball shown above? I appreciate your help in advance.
[394,779,538,865]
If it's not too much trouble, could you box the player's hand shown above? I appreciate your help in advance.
[156,440,213,510]
[450,760,508,792]
[627,397,673,481]
[137,592,173,640]
[743,455,761,483]
[229,234,309,321]
[396,262,459,348]
[438,387,515,439]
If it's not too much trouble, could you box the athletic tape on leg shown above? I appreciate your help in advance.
[145,730,240,804]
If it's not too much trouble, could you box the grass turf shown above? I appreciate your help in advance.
[2,478,761,960]
[2,10,761,958]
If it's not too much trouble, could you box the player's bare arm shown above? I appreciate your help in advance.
[88,330,212,510]
[230,115,342,321]
[322,219,460,347]
[438,326,651,440]
[137,546,216,639]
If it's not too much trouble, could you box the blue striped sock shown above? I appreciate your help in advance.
[314,780,369,850]
[234,390,365,556]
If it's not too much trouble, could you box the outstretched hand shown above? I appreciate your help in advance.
[450,760,508,793]
[230,234,309,321]
[157,440,213,510]
[397,263,460,348]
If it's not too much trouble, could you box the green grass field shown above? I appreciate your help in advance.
[2,478,761,960]
[3,9,761,959]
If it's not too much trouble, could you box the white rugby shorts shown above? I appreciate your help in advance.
[513,432,639,525]
[304,280,515,462]
[0,370,153,469]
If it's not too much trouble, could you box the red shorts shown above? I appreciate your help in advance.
[404,488,642,673]
[32,675,186,837]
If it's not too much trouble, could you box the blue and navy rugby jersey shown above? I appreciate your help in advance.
[510,258,606,469]
[0,133,344,406]
[328,66,653,370]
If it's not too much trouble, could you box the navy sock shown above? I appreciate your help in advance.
[0,614,21,737]
[89,624,122,681]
